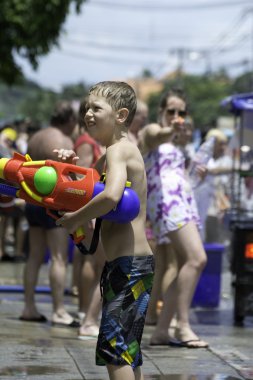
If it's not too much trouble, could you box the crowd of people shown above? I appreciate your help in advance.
[0,81,235,380]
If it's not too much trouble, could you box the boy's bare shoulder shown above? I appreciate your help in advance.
[107,138,139,159]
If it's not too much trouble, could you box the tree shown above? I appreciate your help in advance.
[18,89,59,126]
[0,0,86,84]
[231,71,253,94]
[60,82,89,101]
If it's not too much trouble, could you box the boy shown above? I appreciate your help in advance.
[55,81,154,380]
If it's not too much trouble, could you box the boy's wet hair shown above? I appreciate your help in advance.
[89,81,137,127]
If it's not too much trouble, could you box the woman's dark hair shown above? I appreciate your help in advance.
[159,88,187,111]
[50,101,76,126]
[78,97,88,129]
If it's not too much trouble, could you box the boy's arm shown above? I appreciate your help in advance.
[56,145,127,233]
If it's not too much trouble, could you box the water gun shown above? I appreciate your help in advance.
[0,152,140,253]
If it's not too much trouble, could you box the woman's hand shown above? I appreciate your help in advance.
[53,149,79,164]
[195,164,208,180]
[169,116,186,143]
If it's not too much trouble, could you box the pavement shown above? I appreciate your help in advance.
[0,255,253,380]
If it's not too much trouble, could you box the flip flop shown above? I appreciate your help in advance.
[19,315,48,323]
[52,320,80,328]
[169,338,209,348]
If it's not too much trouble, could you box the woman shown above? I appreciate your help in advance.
[139,89,208,348]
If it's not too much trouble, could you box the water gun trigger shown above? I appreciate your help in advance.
[71,226,86,244]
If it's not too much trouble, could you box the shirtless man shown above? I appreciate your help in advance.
[20,101,80,327]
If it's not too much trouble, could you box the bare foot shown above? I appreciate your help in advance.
[170,316,178,329]
[20,306,45,321]
[149,330,169,346]
[52,311,77,326]
[78,324,99,340]
[171,326,208,348]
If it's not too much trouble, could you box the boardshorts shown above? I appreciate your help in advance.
[25,204,58,229]
[96,255,154,369]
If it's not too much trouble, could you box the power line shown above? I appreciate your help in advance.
[65,38,167,53]
[63,33,251,58]
[58,49,166,65]
[211,8,248,53]
[88,0,252,11]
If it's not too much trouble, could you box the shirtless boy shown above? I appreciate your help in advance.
[55,81,154,380]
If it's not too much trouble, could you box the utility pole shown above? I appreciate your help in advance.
[245,7,253,89]
[251,8,253,89]
[169,47,189,86]
[169,47,212,84]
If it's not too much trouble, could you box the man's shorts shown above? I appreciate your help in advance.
[25,204,58,229]
[96,255,154,369]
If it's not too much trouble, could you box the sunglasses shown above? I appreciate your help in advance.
[167,109,187,117]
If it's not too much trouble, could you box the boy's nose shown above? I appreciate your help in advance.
[85,109,92,119]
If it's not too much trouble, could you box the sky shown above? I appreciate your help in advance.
[16,0,253,91]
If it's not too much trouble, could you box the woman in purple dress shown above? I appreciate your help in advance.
[139,89,208,348]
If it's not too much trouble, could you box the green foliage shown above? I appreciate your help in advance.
[182,73,232,131]
[230,71,253,94]
[60,83,89,101]
[141,69,153,78]
[19,89,59,126]
[0,0,85,84]
[0,80,88,125]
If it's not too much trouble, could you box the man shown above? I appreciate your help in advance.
[20,101,80,327]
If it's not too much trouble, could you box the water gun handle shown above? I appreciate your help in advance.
[46,209,86,245]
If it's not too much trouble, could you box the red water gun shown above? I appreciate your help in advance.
[0,152,140,253]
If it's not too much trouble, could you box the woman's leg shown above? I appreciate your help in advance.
[146,243,178,325]
[150,244,179,344]
[145,244,165,325]
[169,221,208,346]
[150,222,208,347]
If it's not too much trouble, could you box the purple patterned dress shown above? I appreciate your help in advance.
[144,142,200,244]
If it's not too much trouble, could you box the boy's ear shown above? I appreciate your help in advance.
[116,108,129,124]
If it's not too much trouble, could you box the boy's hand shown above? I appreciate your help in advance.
[56,211,82,234]
[53,149,79,164]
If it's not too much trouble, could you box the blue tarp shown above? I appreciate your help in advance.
[221,92,253,114]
